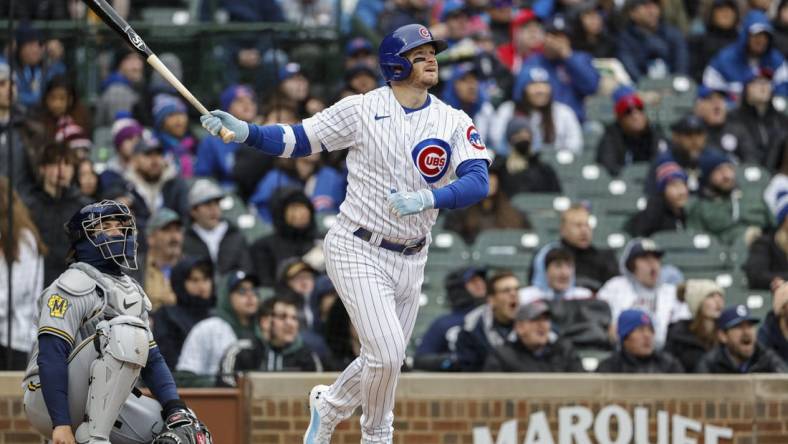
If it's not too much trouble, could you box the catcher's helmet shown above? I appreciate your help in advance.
[378,24,447,82]
[64,199,139,270]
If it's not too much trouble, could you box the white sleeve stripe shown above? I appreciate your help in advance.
[301,118,322,154]
[279,124,296,158]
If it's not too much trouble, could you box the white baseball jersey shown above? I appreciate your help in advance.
[301,86,491,240]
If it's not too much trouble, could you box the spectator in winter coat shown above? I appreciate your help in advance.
[13,23,66,108]
[744,193,788,289]
[152,257,215,370]
[688,0,740,82]
[484,300,584,372]
[176,271,261,387]
[32,75,92,143]
[143,208,183,310]
[153,94,197,178]
[514,16,600,122]
[694,86,758,163]
[496,9,544,75]
[616,0,689,81]
[535,204,619,292]
[441,63,495,150]
[728,70,788,164]
[274,258,320,333]
[597,309,685,372]
[495,118,562,194]
[520,246,593,305]
[665,280,725,372]
[569,0,617,59]
[696,304,786,373]
[626,162,689,237]
[703,11,788,98]
[195,85,257,188]
[94,48,144,127]
[455,271,521,371]
[493,66,583,154]
[0,61,38,197]
[688,150,771,245]
[101,115,143,183]
[221,294,321,378]
[596,86,668,176]
[415,267,488,371]
[0,178,46,369]
[23,143,89,286]
[644,114,714,195]
[758,282,788,363]
[773,0,788,55]
[444,158,531,245]
[182,179,253,275]
[597,238,691,348]
[251,187,321,286]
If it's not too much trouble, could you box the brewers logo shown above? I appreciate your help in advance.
[466,126,485,150]
[411,138,452,184]
[47,294,69,318]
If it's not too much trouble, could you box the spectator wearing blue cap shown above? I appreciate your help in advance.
[696,304,786,373]
[598,238,691,349]
[744,191,788,289]
[626,162,690,237]
[597,309,684,373]
[758,282,788,363]
[616,0,688,81]
[704,10,788,98]
[414,266,488,371]
[693,85,758,164]
[644,114,714,196]
[274,62,325,119]
[493,66,583,154]
[688,0,739,82]
[728,69,788,164]
[514,15,599,122]
[344,37,377,70]
[520,245,593,305]
[176,270,261,386]
[195,84,257,188]
[441,63,495,147]
[153,94,197,178]
[12,23,66,108]
[688,149,771,245]
[596,85,668,176]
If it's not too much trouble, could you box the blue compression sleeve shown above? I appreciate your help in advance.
[141,346,179,405]
[245,123,314,158]
[38,335,73,427]
[431,159,489,209]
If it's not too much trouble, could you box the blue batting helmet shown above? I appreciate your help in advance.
[65,199,139,270]
[379,24,448,82]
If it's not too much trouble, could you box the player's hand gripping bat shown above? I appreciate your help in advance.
[84,0,236,143]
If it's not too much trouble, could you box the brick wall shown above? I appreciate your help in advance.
[1,372,787,443]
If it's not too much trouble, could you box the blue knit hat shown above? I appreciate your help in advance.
[655,161,688,192]
[698,149,734,188]
[152,94,187,129]
[617,309,653,341]
[513,66,551,100]
[220,84,255,112]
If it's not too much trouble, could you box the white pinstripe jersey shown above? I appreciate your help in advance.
[301,86,490,241]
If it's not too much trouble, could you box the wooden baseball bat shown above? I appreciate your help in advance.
[84,0,235,143]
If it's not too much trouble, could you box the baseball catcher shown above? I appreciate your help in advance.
[22,200,211,444]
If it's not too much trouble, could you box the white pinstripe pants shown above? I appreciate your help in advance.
[319,223,427,443]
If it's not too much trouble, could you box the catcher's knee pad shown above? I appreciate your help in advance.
[75,316,150,444]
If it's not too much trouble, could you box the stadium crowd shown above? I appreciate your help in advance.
[2,0,788,385]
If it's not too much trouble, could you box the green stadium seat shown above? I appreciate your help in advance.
[219,192,248,222]
[471,229,541,282]
[619,163,651,189]
[236,213,273,243]
[637,75,696,96]
[652,231,729,274]
[427,230,471,270]
[511,192,571,215]
[585,95,615,124]
[140,7,190,25]
[316,212,338,236]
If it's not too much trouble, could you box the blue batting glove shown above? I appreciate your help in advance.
[199,110,249,143]
[387,189,435,216]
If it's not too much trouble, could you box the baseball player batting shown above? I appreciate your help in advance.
[202,23,491,443]
[22,200,211,444]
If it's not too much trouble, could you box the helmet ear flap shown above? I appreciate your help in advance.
[381,54,413,82]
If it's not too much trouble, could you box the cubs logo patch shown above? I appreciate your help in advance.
[419,26,431,39]
[411,138,452,184]
[47,294,69,318]
[466,125,485,150]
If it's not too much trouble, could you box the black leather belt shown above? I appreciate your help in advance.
[353,228,426,256]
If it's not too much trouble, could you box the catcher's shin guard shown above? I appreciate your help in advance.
[75,316,150,444]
